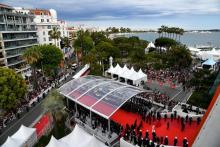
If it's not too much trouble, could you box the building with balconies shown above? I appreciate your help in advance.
[0,3,38,72]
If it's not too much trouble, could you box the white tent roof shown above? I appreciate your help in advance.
[117,64,129,76]
[202,58,216,66]
[106,65,114,73]
[147,42,156,48]
[138,69,147,78]
[47,136,64,147]
[196,48,220,61]
[12,125,36,141]
[2,137,22,147]
[106,64,147,82]
[46,124,108,147]
[123,67,137,80]
[2,125,36,147]
[113,64,122,75]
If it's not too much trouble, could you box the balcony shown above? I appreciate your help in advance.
[0,28,37,32]
[6,19,14,24]
[7,59,25,67]
[4,43,38,50]
[0,61,5,66]
[0,19,5,23]
[3,37,38,42]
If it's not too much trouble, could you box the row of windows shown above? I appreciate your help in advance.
[40,25,52,29]
[41,19,50,23]
[43,37,52,42]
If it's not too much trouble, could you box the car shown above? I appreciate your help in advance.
[71,63,78,70]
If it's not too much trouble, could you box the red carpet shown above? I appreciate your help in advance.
[34,114,50,138]
[111,109,200,146]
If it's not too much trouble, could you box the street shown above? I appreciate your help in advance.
[0,67,77,145]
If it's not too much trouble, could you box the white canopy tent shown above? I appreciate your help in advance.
[202,58,217,71]
[105,64,147,86]
[145,42,156,53]
[2,125,37,147]
[196,48,220,61]
[46,125,108,147]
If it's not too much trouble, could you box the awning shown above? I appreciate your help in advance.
[59,75,145,119]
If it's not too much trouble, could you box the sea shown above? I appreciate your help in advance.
[113,31,220,47]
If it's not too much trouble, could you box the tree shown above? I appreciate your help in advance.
[49,27,61,47]
[37,45,63,78]
[62,37,70,48]
[74,31,94,56]
[155,37,178,48]
[91,31,110,45]
[43,90,66,135]
[167,45,192,68]
[0,68,27,111]
[96,41,120,58]
[23,46,42,89]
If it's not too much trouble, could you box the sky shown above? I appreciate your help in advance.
[2,0,220,30]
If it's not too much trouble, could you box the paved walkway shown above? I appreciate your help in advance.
[0,99,44,144]
[145,81,192,103]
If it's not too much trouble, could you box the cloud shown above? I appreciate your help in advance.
[1,0,220,28]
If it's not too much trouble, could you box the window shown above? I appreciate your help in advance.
[47,25,51,29]
[49,37,52,41]
[43,31,45,35]
[47,19,49,22]
[40,12,43,15]
[41,19,44,22]
[43,38,46,42]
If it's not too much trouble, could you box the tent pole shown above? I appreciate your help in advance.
[75,102,77,117]
[108,119,111,133]
[66,98,69,109]
[90,110,92,127]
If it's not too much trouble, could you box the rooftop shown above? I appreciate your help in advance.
[59,75,148,119]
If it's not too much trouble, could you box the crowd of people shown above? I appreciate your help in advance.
[121,97,202,147]
[138,91,172,106]
[144,66,191,87]
[0,70,70,132]
[123,120,190,147]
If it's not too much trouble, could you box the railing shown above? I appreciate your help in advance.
[0,28,37,31]
[3,36,37,41]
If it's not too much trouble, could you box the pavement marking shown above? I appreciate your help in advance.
[185,90,194,103]
[0,98,45,138]
[169,89,183,101]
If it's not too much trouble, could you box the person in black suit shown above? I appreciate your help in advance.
[174,136,178,146]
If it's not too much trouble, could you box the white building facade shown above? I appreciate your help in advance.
[30,9,60,48]
[15,8,68,49]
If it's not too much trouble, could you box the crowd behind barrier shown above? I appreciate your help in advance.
[144,66,192,88]
[0,71,71,132]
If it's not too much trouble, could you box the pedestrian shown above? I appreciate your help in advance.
[189,117,192,125]
[174,137,178,146]
[171,113,174,121]
[197,117,201,125]
[183,137,187,146]
[164,136,169,145]
[167,122,170,130]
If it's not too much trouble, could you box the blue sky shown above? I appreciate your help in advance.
[2,0,220,29]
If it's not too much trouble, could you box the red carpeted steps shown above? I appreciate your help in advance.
[111,109,200,146]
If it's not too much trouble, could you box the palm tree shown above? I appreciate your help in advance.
[62,37,70,47]
[43,90,66,135]
[158,28,163,38]
[179,28,184,41]
[49,27,61,48]
[23,46,42,89]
